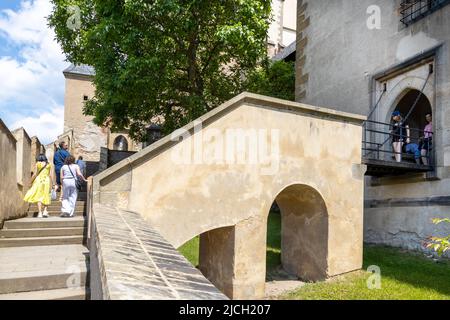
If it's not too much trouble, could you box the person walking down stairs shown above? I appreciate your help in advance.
[60,156,88,218]
[24,154,56,218]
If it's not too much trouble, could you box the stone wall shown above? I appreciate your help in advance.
[295,0,309,101]
[30,136,45,176]
[63,72,140,162]
[297,0,450,254]
[0,120,28,227]
[63,74,107,162]
[12,128,32,194]
[89,203,227,300]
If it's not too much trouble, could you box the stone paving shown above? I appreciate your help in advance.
[91,204,228,300]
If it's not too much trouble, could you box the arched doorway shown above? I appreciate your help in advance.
[113,135,129,151]
[389,89,432,142]
[268,184,329,282]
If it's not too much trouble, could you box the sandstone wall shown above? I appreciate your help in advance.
[30,136,45,175]
[0,121,28,226]
[12,128,32,195]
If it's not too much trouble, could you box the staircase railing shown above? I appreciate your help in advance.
[362,119,433,167]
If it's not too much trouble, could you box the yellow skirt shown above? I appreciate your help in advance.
[24,176,51,205]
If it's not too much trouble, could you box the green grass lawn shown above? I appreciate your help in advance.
[178,234,200,267]
[178,212,450,300]
[283,245,450,300]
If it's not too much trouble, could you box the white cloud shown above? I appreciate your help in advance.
[11,107,64,144]
[0,0,67,144]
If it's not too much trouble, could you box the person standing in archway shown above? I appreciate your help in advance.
[421,114,433,165]
[391,111,410,162]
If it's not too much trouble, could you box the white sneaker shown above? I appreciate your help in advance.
[37,212,43,218]
[43,210,49,218]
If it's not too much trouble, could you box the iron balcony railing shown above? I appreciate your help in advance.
[362,119,434,169]
[400,0,450,26]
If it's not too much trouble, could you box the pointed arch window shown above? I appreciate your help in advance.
[113,135,129,151]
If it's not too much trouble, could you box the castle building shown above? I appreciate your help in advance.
[296,0,450,253]
[268,0,298,57]
[60,65,141,174]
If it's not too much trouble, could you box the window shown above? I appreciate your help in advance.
[113,135,129,151]
[83,95,89,101]
[400,0,450,26]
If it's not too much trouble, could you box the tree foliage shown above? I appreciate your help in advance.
[426,218,450,257]
[49,0,272,140]
[245,60,295,101]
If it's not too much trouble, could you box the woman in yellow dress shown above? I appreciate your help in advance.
[24,154,55,218]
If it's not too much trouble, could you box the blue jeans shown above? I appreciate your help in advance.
[405,143,420,159]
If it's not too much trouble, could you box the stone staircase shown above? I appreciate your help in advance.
[0,193,90,300]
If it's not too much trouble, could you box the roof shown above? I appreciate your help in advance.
[63,64,96,77]
[272,41,296,62]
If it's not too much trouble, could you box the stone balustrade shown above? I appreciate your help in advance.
[89,203,228,300]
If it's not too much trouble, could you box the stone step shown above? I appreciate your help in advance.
[30,201,86,208]
[0,287,88,300]
[0,227,85,238]
[27,210,85,218]
[4,217,86,230]
[0,235,84,248]
[0,269,88,295]
[0,245,89,294]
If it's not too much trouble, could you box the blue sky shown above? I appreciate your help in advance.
[0,0,68,144]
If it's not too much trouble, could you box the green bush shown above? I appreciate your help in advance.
[245,60,295,101]
[426,218,450,256]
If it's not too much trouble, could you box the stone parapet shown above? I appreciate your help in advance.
[89,203,228,300]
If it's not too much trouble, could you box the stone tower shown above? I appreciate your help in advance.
[62,65,108,162]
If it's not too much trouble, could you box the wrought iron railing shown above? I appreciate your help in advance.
[362,119,434,168]
[400,0,450,26]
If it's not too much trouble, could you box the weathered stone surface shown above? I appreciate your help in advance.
[0,121,29,226]
[89,204,227,300]
[296,0,450,254]
[92,92,366,299]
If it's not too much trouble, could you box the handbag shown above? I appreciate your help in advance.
[68,165,83,191]
[51,189,57,201]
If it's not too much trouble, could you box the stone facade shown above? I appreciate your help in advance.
[91,92,366,299]
[30,137,45,176]
[268,0,298,57]
[296,0,450,255]
[62,65,139,164]
[11,128,32,194]
[0,121,30,227]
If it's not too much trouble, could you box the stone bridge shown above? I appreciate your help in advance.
[90,92,366,300]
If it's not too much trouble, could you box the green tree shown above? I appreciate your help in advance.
[245,60,295,101]
[49,0,272,140]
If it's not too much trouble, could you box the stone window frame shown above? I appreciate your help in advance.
[368,45,443,185]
